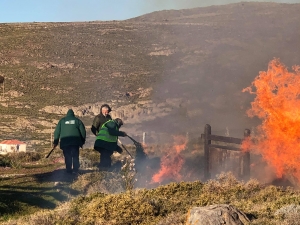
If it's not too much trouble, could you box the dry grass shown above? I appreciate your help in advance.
[3,172,300,225]
[0,152,42,168]
[71,170,124,195]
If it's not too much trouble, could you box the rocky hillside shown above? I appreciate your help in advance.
[0,2,300,148]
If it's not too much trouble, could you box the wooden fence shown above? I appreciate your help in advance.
[201,124,250,181]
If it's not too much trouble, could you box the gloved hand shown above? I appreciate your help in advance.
[121,132,127,137]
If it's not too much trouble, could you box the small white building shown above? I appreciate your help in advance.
[0,140,26,154]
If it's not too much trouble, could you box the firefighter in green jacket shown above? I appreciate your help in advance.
[53,109,86,174]
[94,118,127,169]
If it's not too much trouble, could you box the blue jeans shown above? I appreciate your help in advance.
[62,145,80,172]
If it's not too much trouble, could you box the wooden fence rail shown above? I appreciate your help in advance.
[201,124,250,181]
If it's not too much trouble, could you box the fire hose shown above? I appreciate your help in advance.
[118,139,133,158]
[118,135,145,159]
[127,135,140,145]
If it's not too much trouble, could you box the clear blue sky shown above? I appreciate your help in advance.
[0,0,299,23]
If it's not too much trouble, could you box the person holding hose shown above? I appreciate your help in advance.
[94,118,127,170]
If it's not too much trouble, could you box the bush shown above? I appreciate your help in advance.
[79,148,99,166]
[120,157,137,191]
[16,152,42,162]
[0,152,42,168]
[71,170,124,195]
[0,155,11,167]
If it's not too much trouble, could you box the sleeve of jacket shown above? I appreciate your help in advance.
[79,120,86,145]
[53,120,62,145]
[106,121,126,137]
[91,115,100,136]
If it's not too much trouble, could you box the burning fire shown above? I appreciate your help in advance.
[242,58,300,183]
[151,135,187,183]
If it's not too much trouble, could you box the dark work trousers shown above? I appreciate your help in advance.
[94,146,123,169]
[62,145,80,173]
[99,149,114,168]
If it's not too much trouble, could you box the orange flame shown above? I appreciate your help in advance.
[151,135,187,183]
[242,58,300,182]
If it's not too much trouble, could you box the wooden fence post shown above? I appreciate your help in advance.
[204,124,211,180]
[142,132,146,145]
[242,129,251,180]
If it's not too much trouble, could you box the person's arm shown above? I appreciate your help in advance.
[53,120,62,147]
[79,120,86,145]
[91,116,100,136]
[106,121,127,137]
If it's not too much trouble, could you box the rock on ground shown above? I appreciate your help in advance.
[186,204,250,225]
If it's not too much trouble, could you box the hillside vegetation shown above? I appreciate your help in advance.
[1,3,300,224]
[2,168,300,225]
[1,2,300,148]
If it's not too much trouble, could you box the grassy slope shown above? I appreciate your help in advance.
[2,172,300,225]
[0,153,69,221]
[1,2,300,146]
[1,2,300,224]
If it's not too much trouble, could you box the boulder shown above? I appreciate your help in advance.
[186,204,250,225]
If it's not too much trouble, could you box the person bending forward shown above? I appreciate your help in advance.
[94,118,127,170]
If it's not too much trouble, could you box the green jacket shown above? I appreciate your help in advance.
[53,109,86,149]
[96,120,118,142]
[94,120,126,151]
